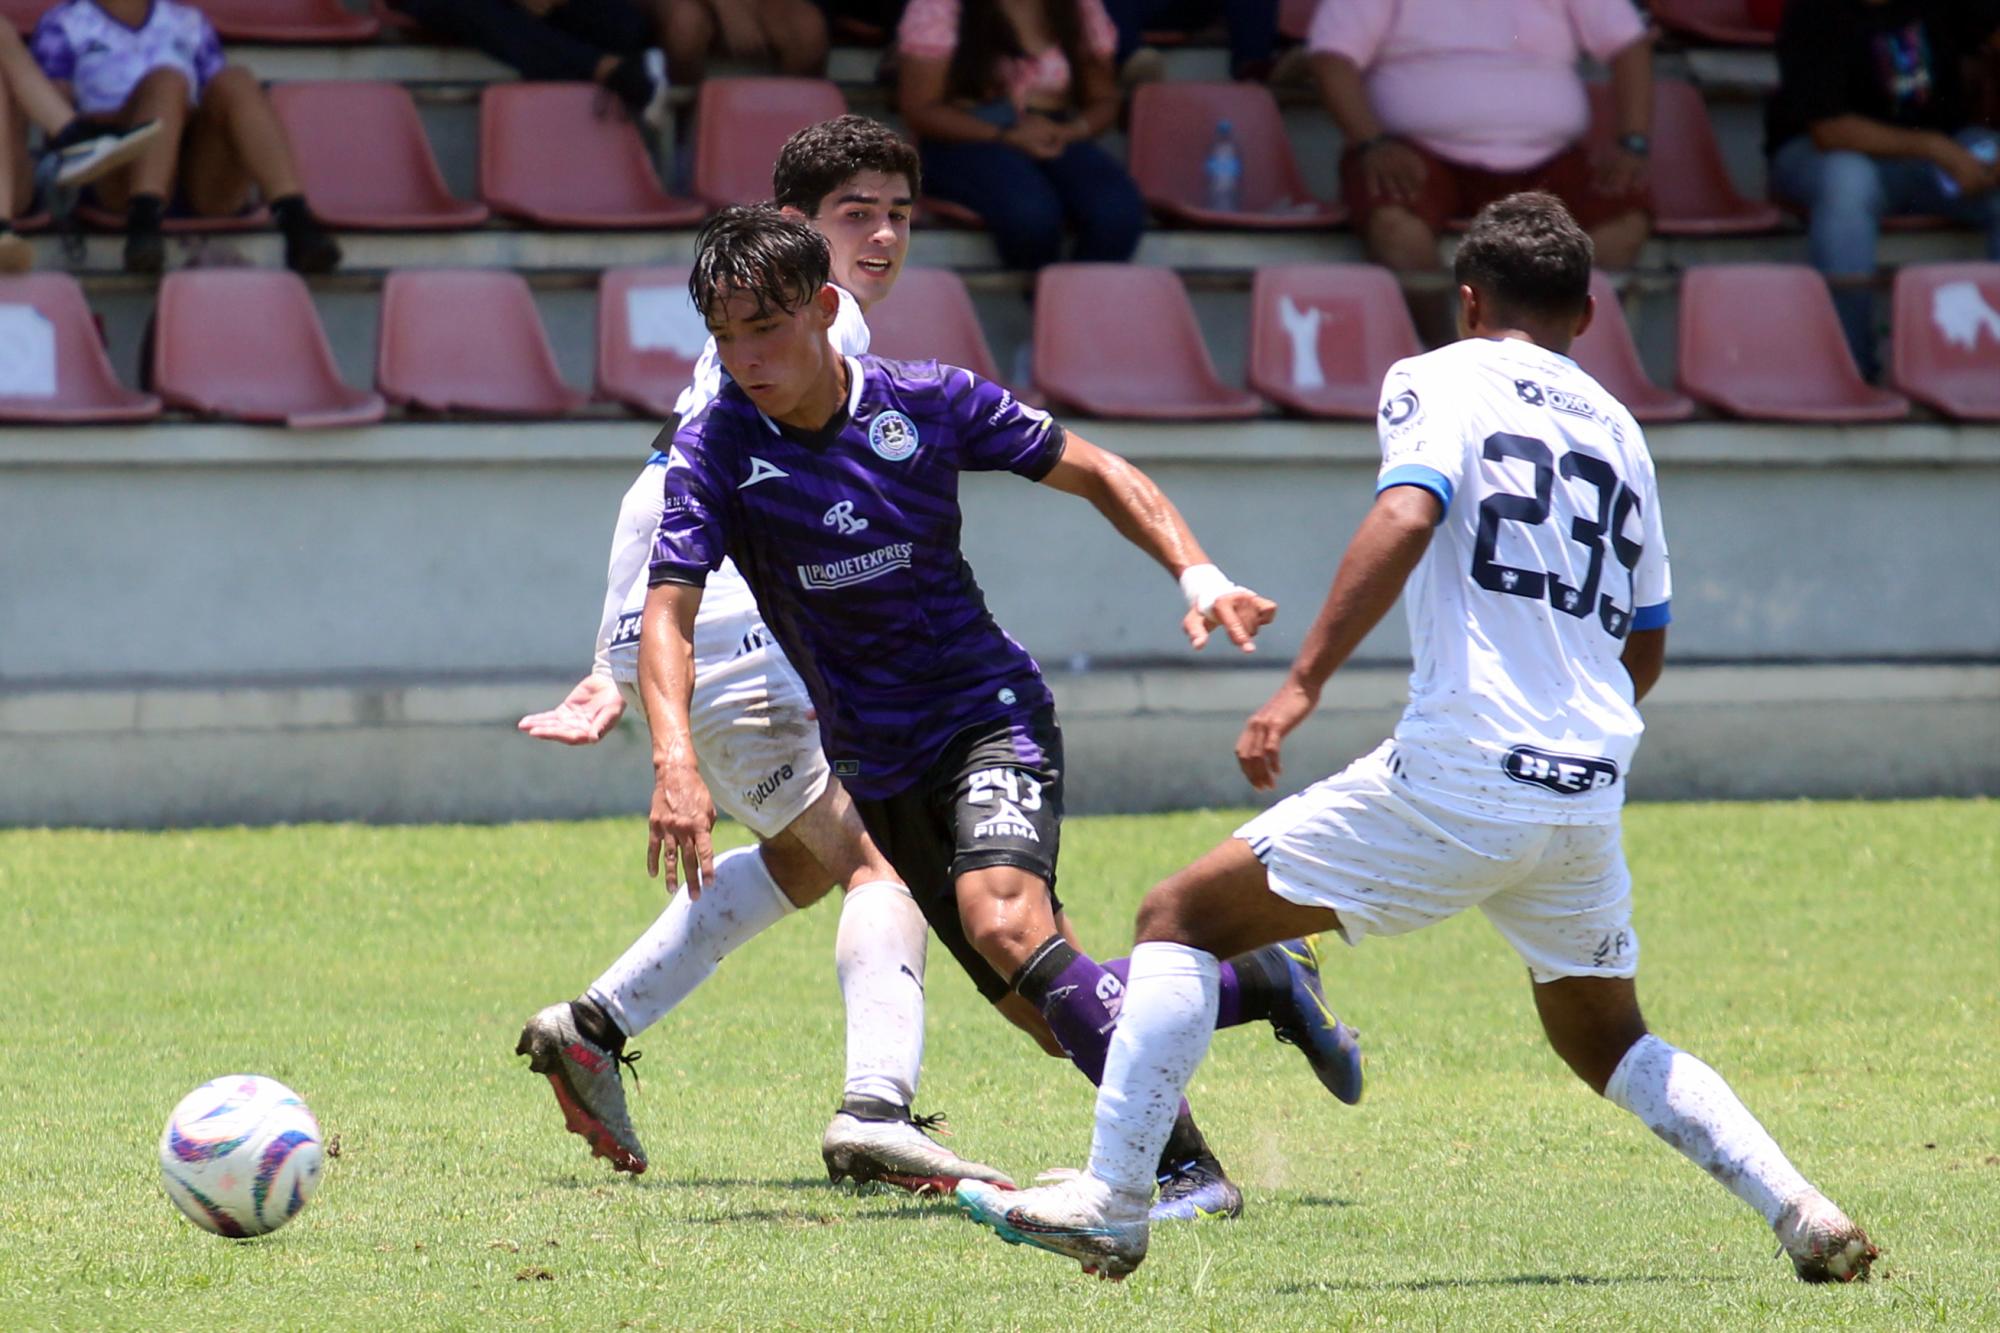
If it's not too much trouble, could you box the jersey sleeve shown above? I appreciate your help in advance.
[191,15,226,88]
[1629,457,1672,631]
[592,449,670,677]
[647,426,731,589]
[948,366,1067,480]
[29,11,76,82]
[1373,360,1463,516]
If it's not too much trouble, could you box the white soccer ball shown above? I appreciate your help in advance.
[158,1075,324,1238]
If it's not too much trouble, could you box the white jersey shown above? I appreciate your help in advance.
[1373,336,1671,825]
[596,285,871,681]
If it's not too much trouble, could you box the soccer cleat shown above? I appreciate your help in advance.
[822,1098,1015,1195]
[1150,1156,1245,1222]
[38,118,162,192]
[957,1175,1151,1280]
[514,1002,647,1175]
[1775,1192,1878,1283]
[1267,935,1365,1105]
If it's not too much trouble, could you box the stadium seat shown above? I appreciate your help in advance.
[1586,81,1783,236]
[692,78,847,208]
[1246,264,1419,419]
[194,0,378,41]
[152,270,383,426]
[1128,83,1342,230]
[378,269,587,417]
[1647,0,1776,45]
[866,266,1006,384]
[1571,271,1695,423]
[3,0,51,32]
[1891,263,2000,421]
[1033,264,1262,420]
[1676,265,1908,421]
[75,202,269,233]
[596,265,703,419]
[479,84,705,229]
[273,83,488,231]
[0,273,161,423]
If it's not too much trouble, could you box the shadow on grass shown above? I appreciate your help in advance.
[1278,1274,1708,1294]
[1293,1195,1358,1209]
[545,1175,832,1192]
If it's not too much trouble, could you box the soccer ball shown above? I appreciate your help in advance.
[158,1075,324,1238]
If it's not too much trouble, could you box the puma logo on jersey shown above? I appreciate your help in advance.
[1502,745,1619,795]
[822,500,869,535]
[972,799,1039,842]
[740,457,789,489]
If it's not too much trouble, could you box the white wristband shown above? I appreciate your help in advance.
[1178,563,1237,617]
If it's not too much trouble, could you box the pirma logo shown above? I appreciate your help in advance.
[972,799,1039,842]
[868,410,920,461]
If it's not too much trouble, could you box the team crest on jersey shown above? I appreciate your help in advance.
[868,410,920,461]
[1380,389,1420,427]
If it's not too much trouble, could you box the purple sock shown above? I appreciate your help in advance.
[1012,939,1118,1083]
[1103,955,1246,1029]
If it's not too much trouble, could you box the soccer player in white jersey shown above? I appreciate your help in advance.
[515,118,1013,1195]
[958,193,1878,1283]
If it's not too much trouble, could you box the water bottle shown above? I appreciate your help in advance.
[1205,119,1242,213]
[1936,137,1999,199]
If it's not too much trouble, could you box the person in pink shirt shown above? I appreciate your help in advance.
[1309,0,1654,298]
[897,0,1144,271]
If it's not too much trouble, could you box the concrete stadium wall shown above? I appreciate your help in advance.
[3,420,1996,825]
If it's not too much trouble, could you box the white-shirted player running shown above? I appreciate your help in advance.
[515,117,1012,1194]
[958,193,1878,1283]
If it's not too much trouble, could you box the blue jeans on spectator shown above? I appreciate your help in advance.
[1769,128,2000,379]
[1104,0,1279,76]
[920,107,1146,271]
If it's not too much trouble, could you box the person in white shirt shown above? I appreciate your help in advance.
[958,192,1878,1286]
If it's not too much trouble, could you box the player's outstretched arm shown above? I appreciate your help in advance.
[1038,435,1276,651]
[1237,485,1440,790]
[517,674,626,745]
[639,580,716,895]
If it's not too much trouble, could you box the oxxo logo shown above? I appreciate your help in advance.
[1502,745,1619,796]
[822,500,868,535]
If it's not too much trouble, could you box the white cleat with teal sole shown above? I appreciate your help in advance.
[956,1175,1151,1281]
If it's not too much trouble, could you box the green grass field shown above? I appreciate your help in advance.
[2,801,1995,1331]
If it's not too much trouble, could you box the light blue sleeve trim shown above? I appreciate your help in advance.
[1632,601,1672,631]
[1376,464,1453,513]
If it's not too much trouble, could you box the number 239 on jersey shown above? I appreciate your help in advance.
[1470,431,1642,639]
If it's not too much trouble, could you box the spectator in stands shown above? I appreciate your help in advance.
[898,0,1144,271]
[29,0,341,276]
[1107,0,1281,85]
[1309,0,1653,327]
[388,0,670,125]
[1,25,158,272]
[1766,0,2000,379]
[663,0,830,80]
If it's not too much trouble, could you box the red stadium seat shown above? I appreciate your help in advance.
[1129,83,1342,230]
[378,269,586,417]
[75,202,269,233]
[3,0,52,33]
[479,84,705,229]
[596,265,703,419]
[1648,0,1776,45]
[1246,264,1419,418]
[1586,80,1782,236]
[1571,271,1695,423]
[273,83,488,231]
[1033,264,1262,420]
[1891,263,2000,421]
[195,0,378,41]
[1676,265,1908,421]
[692,78,847,208]
[152,269,382,426]
[866,267,1006,384]
[0,273,160,422]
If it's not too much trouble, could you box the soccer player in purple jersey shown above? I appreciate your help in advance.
[638,207,1363,1220]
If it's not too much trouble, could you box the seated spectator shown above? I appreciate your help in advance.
[29,0,341,275]
[2,25,159,272]
[1766,0,2000,379]
[664,0,829,80]
[1106,0,1281,84]
[1309,0,1653,333]
[898,0,1144,271]
[389,0,669,124]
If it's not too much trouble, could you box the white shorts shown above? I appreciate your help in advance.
[1235,741,1637,983]
[616,638,830,842]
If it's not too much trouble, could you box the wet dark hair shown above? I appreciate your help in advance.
[1453,192,1594,324]
[689,206,832,323]
[947,0,1089,107]
[771,115,922,214]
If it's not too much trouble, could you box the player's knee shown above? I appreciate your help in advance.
[1131,880,1201,949]
[131,66,192,112]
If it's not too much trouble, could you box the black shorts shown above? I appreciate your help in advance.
[852,707,1065,1002]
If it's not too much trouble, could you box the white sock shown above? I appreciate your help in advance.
[835,879,927,1108]
[1087,941,1220,1199]
[1603,1033,1815,1226]
[586,845,793,1037]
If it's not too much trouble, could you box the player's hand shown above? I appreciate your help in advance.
[1931,136,1998,195]
[517,674,625,746]
[647,761,716,897]
[1593,145,1650,197]
[1183,588,1277,653]
[1361,138,1426,205]
[1236,677,1319,791]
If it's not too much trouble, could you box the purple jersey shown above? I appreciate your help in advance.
[649,355,1065,799]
